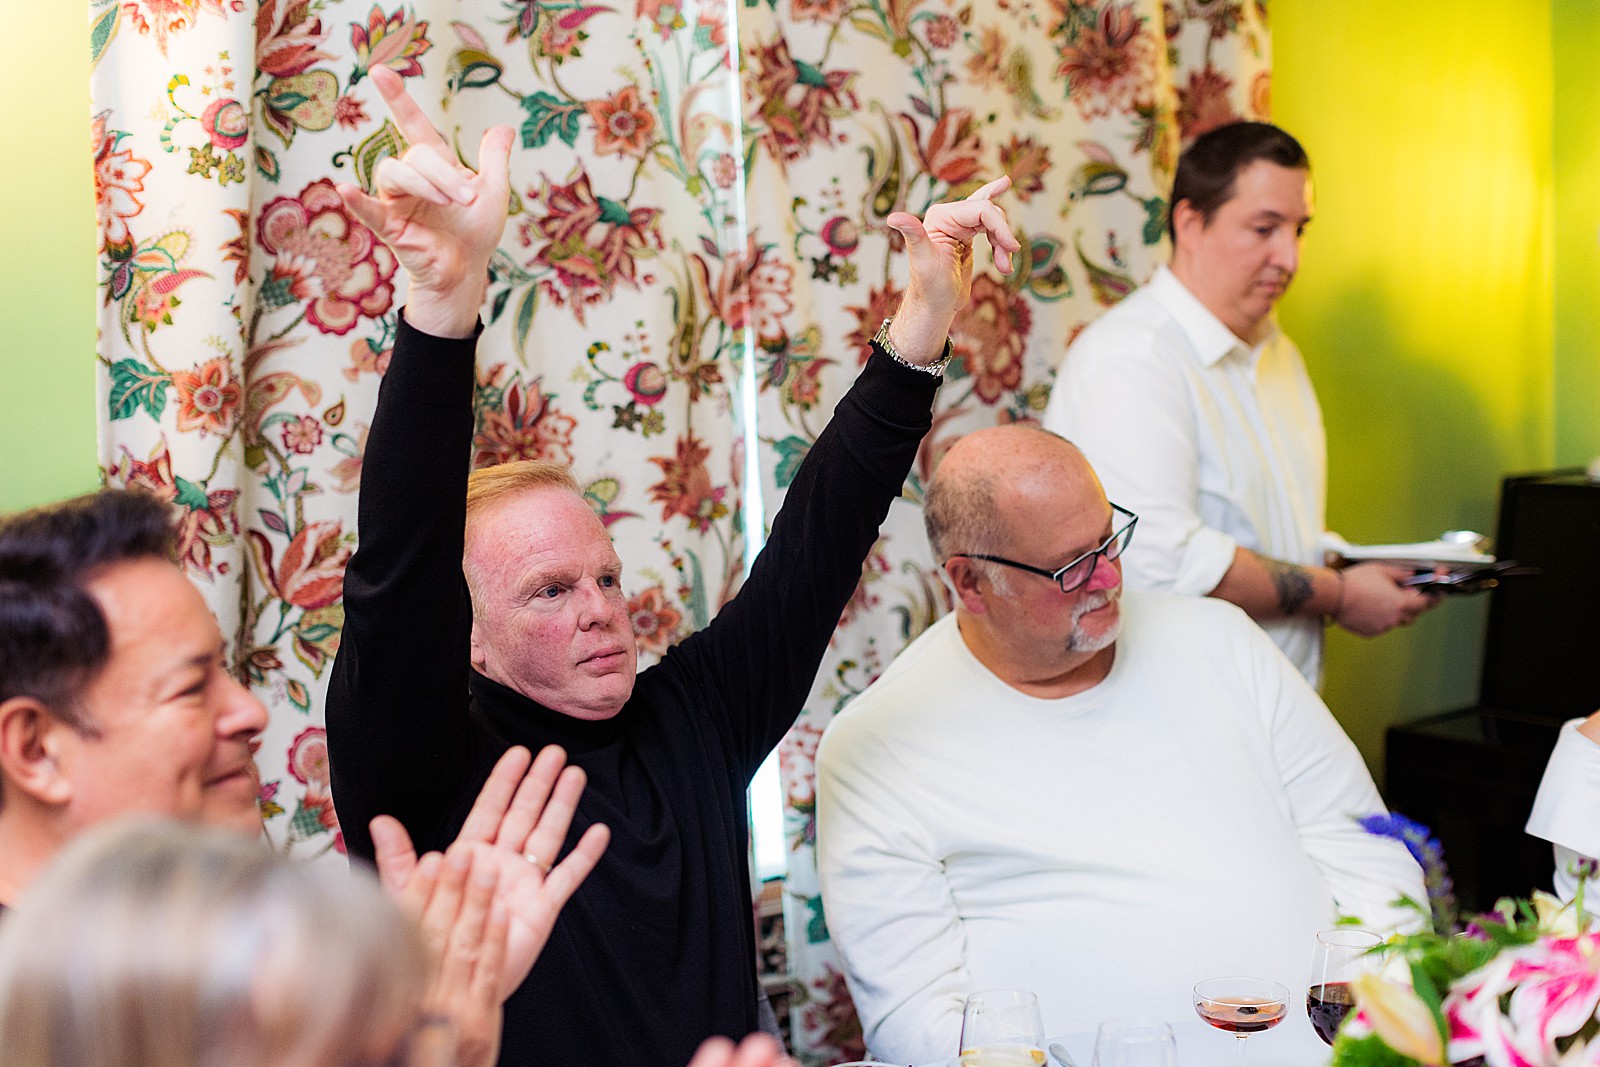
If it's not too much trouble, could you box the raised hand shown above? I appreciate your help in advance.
[373,744,610,1002]
[886,176,1021,364]
[335,66,514,338]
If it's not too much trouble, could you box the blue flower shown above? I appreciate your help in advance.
[1357,812,1459,936]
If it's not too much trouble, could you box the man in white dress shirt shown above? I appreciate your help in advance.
[814,426,1425,1064]
[1042,122,1434,684]
[1526,710,1600,902]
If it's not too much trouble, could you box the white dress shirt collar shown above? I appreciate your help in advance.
[1147,264,1279,368]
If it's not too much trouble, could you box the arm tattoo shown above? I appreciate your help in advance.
[1262,557,1315,616]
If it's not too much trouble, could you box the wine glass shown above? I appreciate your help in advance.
[1192,977,1289,1067]
[1307,927,1383,1046]
[1092,1020,1177,1067]
[959,989,1046,1067]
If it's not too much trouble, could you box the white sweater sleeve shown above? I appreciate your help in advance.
[1248,629,1427,930]
[816,716,970,1065]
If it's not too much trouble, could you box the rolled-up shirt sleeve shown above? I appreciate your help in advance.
[1044,337,1237,597]
[1526,718,1600,900]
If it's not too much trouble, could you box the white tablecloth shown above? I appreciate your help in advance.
[917,1017,1331,1067]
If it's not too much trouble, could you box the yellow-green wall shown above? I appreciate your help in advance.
[0,5,100,513]
[1275,2,1561,769]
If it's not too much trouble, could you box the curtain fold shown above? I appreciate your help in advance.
[90,0,1266,1059]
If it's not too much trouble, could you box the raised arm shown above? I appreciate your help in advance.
[325,69,516,859]
[669,181,1021,774]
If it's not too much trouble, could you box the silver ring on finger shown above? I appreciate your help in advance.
[524,851,552,875]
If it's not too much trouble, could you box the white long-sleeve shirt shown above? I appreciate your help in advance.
[815,592,1423,1065]
[1042,266,1327,683]
[1526,718,1600,901]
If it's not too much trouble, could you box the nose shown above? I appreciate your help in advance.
[1273,229,1301,275]
[218,673,269,742]
[1085,554,1122,593]
[576,578,623,631]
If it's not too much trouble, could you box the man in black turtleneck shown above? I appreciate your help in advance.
[325,68,1019,1067]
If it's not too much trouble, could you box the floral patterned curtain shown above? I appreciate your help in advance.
[741,1,1270,1060]
[90,0,1266,1060]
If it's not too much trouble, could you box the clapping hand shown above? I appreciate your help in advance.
[373,745,609,1040]
[885,176,1021,365]
[336,66,514,339]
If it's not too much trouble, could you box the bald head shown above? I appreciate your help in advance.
[924,425,1106,564]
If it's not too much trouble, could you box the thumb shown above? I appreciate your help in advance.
[338,181,388,236]
[887,211,938,280]
[371,813,420,896]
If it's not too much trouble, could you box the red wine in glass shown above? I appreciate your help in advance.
[1307,981,1356,1045]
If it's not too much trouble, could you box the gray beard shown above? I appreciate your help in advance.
[1066,587,1121,653]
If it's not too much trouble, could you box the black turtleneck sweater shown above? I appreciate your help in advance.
[326,315,938,1067]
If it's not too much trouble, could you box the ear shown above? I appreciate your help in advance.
[942,558,991,615]
[1170,197,1205,249]
[0,697,75,808]
[469,619,489,673]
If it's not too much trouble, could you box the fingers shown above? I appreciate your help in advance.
[688,1036,737,1067]
[370,813,420,897]
[371,66,449,153]
[420,844,474,957]
[730,1033,787,1067]
[969,174,1012,201]
[542,822,610,912]
[518,762,589,870]
[375,150,460,207]
[477,124,516,204]
[338,182,387,235]
[494,744,569,853]
[436,847,500,994]
[457,746,534,847]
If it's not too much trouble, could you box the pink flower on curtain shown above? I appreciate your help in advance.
[1176,64,1239,141]
[902,107,985,186]
[648,433,729,533]
[472,366,579,467]
[966,25,1007,89]
[280,415,324,454]
[748,36,858,164]
[953,274,1032,403]
[249,521,351,610]
[256,0,336,78]
[349,4,433,81]
[91,113,151,253]
[256,179,398,335]
[287,725,331,787]
[523,171,662,321]
[110,442,239,579]
[171,357,243,435]
[585,86,659,158]
[790,0,848,24]
[628,585,684,655]
[1054,1,1156,121]
[689,233,795,343]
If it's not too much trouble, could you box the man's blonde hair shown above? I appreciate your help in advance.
[465,460,582,524]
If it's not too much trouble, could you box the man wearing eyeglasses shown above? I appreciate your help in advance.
[1042,121,1435,686]
[813,425,1425,1065]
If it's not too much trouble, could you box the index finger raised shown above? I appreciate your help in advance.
[371,66,450,153]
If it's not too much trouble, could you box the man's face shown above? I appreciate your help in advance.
[61,558,268,834]
[984,487,1124,673]
[467,488,638,720]
[1175,159,1312,343]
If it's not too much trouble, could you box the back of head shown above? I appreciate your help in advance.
[1168,121,1309,244]
[0,818,427,1067]
[0,490,175,731]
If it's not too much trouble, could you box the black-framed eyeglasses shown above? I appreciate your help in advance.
[953,503,1138,593]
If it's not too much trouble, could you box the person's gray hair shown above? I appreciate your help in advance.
[924,466,1016,595]
[0,818,429,1067]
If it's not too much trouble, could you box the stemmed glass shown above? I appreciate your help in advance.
[1192,977,1289,1067]
[1092,1020,1177,1067]
[959,989,1047,1067]
[1307,927,1383,1045]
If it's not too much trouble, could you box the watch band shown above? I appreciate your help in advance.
[874,317,953,376]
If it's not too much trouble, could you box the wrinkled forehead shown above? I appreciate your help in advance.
[464,486,618,573]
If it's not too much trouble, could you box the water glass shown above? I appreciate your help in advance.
[959,989,1046,1067]
[1092,1019,1177,1067]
